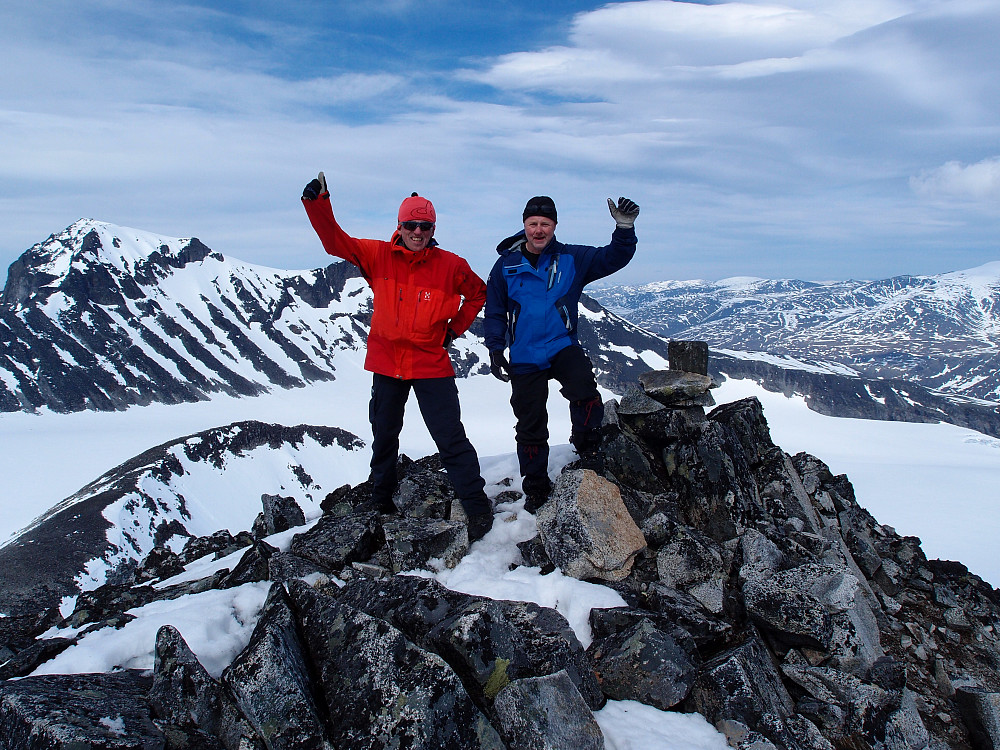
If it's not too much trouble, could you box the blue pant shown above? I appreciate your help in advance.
[369,374,489,516]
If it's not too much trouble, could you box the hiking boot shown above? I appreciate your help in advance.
[467,511,494,544]
[522,475,552,515]
[577,450,604,474]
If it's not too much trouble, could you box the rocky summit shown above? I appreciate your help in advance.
[2,352,1000,749]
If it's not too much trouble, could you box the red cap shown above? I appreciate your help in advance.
[397,193,436,224]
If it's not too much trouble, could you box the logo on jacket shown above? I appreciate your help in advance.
[422,291,433,302]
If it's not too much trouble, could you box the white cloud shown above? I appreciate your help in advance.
[1,0,999,283]
[911,157,1000,203]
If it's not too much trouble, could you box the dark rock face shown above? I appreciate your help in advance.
[4,361,1000,749]
[222,585,327,749]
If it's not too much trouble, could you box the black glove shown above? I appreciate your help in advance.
[302,171,328,201]
[489,350,511,382]
[443,328,458,347]
[608,196,639,228]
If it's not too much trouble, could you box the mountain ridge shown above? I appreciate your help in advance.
[590,263,1000,403]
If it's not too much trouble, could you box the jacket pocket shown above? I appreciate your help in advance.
[411,287,459,346]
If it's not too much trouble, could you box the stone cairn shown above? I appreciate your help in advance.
[3,340,1000,749]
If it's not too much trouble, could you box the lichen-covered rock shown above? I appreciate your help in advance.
[639,369,715,408]
[219,540,278,588]
[656,526,727,614]
[287,579,505,749]
[383,517,467,572]
[135,546,185,583]
[335,575,481,644]
[222,584,328,749]
[425,597,605,711]
[288,511,382,572]
[684,629,795,732]
[743,562,885,673]
[181,529,246,564]
[254,493,306,537]
[588,618,697,709]
[150,624,223,732]
[393,465,455,518]
[0,671,164,749]
[537,469,646,582]
[149,624,263,750]
[0,636,75,680]
[266,551,325,583]
[492,671,605,750]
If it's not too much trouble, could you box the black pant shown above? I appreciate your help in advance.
[369,374,489,515]
[509,345,603,478]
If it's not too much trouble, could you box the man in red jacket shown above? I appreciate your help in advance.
[302,172,493,542]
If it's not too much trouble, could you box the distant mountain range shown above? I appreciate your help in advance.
[2,219,998,437]
[589,267,1000,403]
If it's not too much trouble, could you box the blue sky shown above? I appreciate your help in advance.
[2,0,998,284]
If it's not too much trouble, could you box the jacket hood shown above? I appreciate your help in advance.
[496,231,525,255]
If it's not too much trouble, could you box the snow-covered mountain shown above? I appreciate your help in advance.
[0,219,376,412]
[589,267,1000,402]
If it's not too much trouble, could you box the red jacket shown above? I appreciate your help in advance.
[304,193,486,380]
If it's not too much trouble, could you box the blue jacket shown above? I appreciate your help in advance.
[484,227,637,373]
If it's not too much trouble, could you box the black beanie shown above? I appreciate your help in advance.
[523,196,557,223]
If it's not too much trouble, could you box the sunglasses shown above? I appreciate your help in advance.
[400,221,434,232]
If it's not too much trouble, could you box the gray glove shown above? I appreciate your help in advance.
[302,171,328,201]
[608,196,639,228]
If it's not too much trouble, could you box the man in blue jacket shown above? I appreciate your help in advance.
[483,195,639,512]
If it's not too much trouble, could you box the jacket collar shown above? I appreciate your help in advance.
[496,230,557,257]
[391,232,438,263]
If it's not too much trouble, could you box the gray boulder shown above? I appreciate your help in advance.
[383,517,468,572]
[588,618,697,709]
[222,584,329,749]
[955,686,1000,750]
[639,369,715,408]
[219,540,277,588]
[336,575,481,643]
[425,597,605,711]
[656,526,727,614]
[393,465,455,518]
[684,629,795,732]
[253,493,306,537]
[536,469,646,582]
[0,671,164,749]
[149,624,262,750]
[288,510,382,572]
[286,579,505,749]
[743,562,885,672]
[493,670,605,750]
